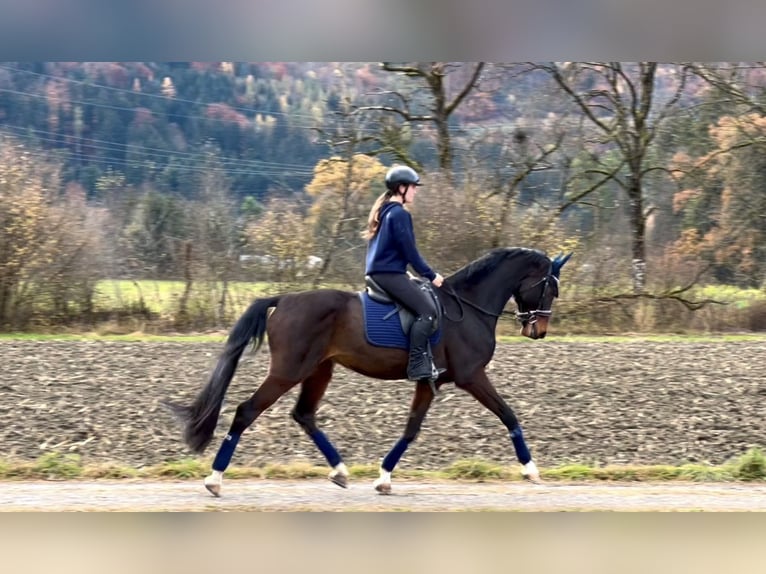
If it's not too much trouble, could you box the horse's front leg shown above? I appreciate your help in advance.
[456,369,541,483]
[374,380,435,494]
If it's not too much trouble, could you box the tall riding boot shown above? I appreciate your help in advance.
[407,316,437,382]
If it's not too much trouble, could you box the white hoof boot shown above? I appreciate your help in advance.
[522,461,542,484]
[328,463,349,488]
[204,470,223,497]
[373,468,392,495]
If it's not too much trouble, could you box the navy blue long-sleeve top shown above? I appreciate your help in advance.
[365,202,436,280]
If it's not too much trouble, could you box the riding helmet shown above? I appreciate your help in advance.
[385,165,422,190]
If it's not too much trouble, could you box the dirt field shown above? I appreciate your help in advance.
[1,338,764,471]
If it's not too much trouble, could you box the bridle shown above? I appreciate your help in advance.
[514,272,558,326]
[440,269,557,325]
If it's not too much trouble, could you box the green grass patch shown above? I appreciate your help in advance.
[543,463,732,482]
[91,279,352,315]
[541,458,748,483]
[348,463,381,479]
[151,458,209,479]
[677,464,735,482]
[24,453,84,479]
[692,285,765,310]
[81,463,140,479]
[443,459,513,480]
[542,463,594,481]
[261,462,327,479]
[92,280,273,315]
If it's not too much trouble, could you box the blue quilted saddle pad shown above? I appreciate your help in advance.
[359,292,441,350]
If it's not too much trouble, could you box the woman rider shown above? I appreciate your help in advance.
[364,165,444,382]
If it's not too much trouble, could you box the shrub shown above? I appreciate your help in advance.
[745,300,766,332]
[733,448,766,481]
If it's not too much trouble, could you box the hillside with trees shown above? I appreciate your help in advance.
[1,61,765,332]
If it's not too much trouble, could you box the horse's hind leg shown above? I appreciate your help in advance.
[204,374,298,497]
[457,369,541,483]
[291,360,349,488]
[374,380,435,494]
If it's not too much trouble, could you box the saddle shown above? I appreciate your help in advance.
[363,274,442,335]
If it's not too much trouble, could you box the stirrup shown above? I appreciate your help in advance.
[407,356,432,381]
[421,366,446,396]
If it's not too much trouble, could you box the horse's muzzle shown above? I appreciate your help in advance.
[521,317,549,339]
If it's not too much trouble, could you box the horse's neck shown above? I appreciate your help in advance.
[458,264,518,316]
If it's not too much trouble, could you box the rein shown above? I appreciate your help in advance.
[440,283,504,322]
[440,274,557,324]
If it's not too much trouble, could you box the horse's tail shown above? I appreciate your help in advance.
[164,296,281,453]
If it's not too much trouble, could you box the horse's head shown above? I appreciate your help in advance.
[514,252,571,339]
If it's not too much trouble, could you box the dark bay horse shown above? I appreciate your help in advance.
[166,247,571,496]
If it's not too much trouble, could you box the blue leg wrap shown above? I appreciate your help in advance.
[212,433,241,471]
[310,431,342,467]
[510,425,531,465]
[382,437,412,472]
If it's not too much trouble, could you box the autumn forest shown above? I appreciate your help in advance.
[1,61,765,332]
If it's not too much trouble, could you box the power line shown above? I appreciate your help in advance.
[0,63,322,123]
[0,66,541,136]
[0,130,317,180]
[0,123,318,174]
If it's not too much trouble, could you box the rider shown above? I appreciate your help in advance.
[364,165,445,382]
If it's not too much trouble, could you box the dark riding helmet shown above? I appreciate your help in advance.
[385,166,422,191]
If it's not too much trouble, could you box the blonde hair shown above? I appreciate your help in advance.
[363,190,392,240]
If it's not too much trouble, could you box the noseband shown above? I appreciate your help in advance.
[514,274,558,325]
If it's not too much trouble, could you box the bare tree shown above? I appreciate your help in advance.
[535,62,691,293]
[194,148,241,324]
[689,62,766,114]
[359,62,485,181]
[311,102,362,288]
[309,97,389,287]
[482,127,566,248]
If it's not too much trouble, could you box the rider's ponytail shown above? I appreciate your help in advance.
[363,191,392,240]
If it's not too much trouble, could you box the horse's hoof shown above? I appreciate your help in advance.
[374,482,392,495]
[521,461,542,484]
[204,473,222,497]
[329,473,348,489]
[523,473,543,485]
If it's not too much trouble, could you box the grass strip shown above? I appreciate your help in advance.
[2,448,763,483]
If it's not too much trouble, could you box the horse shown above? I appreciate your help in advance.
[165,247,571,497]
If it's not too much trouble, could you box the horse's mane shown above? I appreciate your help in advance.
[446,247,548,288]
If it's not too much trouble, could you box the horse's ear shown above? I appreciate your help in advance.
[551,252,573,277]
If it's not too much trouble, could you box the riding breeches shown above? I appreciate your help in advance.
[367,272,437,328]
